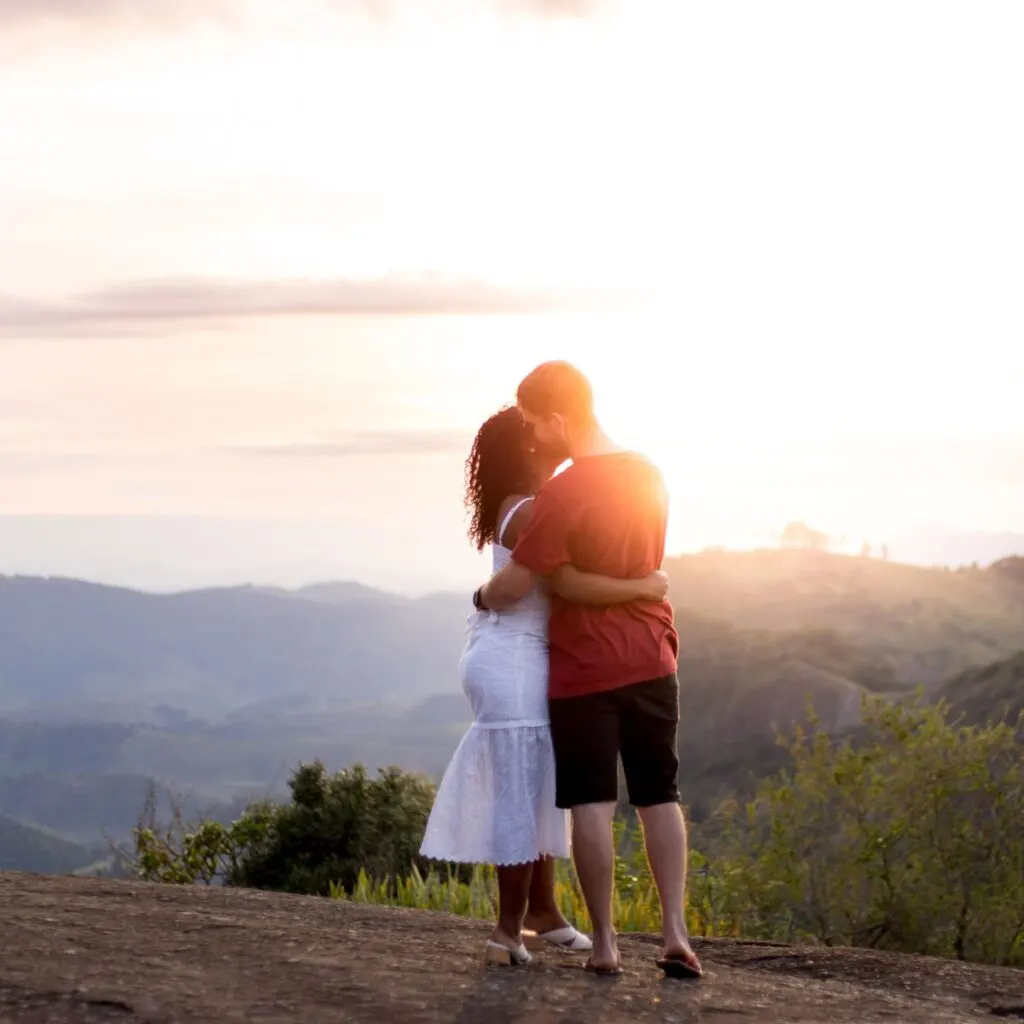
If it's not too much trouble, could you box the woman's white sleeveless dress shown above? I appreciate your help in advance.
[419,499,570,866]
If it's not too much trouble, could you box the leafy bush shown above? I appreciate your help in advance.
[134,702,1024,967]
[133,760,435,895]
[701,695,1024,965]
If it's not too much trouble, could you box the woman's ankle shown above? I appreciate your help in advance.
[492,922,523,946]
[523,907,569,933]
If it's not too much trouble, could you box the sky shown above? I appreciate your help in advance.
[1,0,1023,592]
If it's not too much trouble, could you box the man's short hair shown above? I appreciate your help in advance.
[516,361,594,424]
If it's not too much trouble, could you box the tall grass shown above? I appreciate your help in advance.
[329,819,735,936]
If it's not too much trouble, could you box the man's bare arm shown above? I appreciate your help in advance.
[550,566,669,606]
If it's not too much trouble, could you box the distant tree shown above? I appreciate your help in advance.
[780,521,829,551]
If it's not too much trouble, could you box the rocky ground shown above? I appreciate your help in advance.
[1,872,1022,1023]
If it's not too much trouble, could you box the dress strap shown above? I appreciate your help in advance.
[497,497,534,548]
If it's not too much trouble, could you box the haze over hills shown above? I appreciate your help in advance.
[0,814,103,875]
[1,548,1022,868]
[1,515,1022,595]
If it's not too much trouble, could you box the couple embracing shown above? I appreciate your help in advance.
[420,360,702,980]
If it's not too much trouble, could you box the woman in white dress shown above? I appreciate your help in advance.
[419,407,669,965]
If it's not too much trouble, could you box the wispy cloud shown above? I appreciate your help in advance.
[0,0,607,27]
[0,0,221,27]
[221,430,471,458]
[0,275,591,339]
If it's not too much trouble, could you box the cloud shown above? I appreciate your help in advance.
[221,430,472,458]
[0,0,223,27]
[0,274,591,338]
[505,0,605,16]
[0,0,607,27]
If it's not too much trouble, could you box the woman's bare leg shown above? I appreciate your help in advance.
[492,863,534,947]
[523,857,571,934]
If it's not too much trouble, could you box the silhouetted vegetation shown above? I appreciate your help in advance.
[131,693,1024,967]
[702,696,1024,965]
[133,762,435,895]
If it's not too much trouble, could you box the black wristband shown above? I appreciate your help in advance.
[473,586,488,611]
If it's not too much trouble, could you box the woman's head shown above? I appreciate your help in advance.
[465,406,564,551]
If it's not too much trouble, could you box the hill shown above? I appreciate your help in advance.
[3,552,1021,721]
[664,549,1024,685]
[2,552,1022,850]
[1,873,1021,1023]
[0,574,466,717]
[936,650,1024,725]
[0,817,99,874]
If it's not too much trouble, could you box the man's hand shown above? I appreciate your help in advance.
[640,570,670,602]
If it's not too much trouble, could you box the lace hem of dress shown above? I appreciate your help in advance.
[420,847,570,868]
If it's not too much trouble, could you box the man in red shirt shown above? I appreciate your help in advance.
[476,361,702,979]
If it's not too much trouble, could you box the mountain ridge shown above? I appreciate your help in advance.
[2,550,1022,865]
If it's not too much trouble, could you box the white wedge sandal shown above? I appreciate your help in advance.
[523,926,593,952]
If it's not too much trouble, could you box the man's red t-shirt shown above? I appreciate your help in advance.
[511,452,678,700]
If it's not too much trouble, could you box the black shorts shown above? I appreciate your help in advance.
[547,675,680,810]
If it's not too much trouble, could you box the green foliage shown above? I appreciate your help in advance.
[132,701,1024,968]
[331,835,681,937]
[132,761,435,896]
[701,695,1024,965]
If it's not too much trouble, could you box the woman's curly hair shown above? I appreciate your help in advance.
[465,406,535,551]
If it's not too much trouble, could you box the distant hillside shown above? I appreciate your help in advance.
[0,575,466,717]
[665,549,1024,685]
[0,815,99,874]
[2,553,1022,850]
[935,650,1024,726]
[5,551,1021,720]
[0,772,236,845]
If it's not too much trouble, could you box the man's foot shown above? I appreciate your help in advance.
[584,934,620,974]
[657,944,703,979]
[584,955,623,976]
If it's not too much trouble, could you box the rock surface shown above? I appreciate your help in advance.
[1,872,1022,1023]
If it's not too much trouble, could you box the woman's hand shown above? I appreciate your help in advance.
[640,570,670,602]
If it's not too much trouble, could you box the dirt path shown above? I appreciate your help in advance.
[1,873,1021,1023]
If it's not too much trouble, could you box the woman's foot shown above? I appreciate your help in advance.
[523,907,593,951]
[490,924,524,949]
[522,908,571,937]
[486,926,532,965]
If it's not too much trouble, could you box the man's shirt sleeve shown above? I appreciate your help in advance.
[511,487,572,576]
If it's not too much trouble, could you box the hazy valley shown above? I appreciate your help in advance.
[2,548,1023,874]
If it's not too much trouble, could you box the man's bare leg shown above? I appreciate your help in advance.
[636,801,702,972]
[570,801,619,969]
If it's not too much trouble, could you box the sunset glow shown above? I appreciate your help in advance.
[1,0,1022,591]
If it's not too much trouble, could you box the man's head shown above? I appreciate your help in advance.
[516,360,596,461]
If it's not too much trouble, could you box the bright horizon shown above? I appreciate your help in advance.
[1,1,1022,592]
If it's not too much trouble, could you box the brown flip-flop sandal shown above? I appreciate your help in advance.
[584,956,623,976]
[657,952,703,979]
